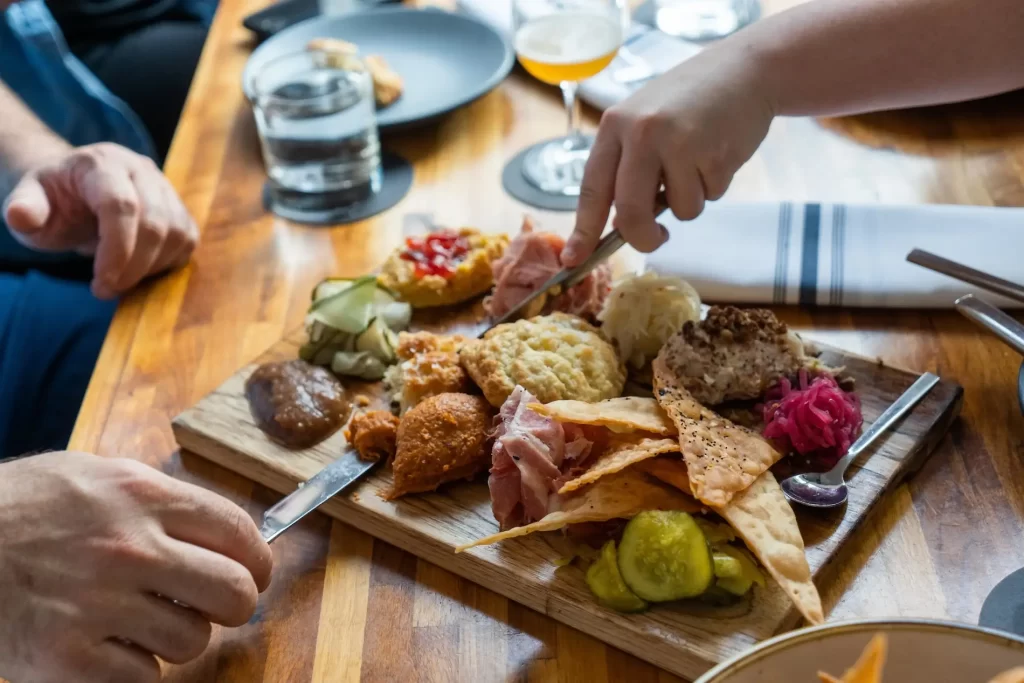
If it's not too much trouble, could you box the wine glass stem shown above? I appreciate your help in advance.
[560,80,583,149]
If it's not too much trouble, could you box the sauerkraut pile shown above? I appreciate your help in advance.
[598,271,702,369]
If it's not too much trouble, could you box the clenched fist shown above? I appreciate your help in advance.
[2,142,198,299]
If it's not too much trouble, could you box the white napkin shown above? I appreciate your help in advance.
[644,201,1024,308]
[456,0,701,111]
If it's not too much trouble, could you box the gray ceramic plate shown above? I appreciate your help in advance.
[243,7,514,131]
[696,619,1024,682]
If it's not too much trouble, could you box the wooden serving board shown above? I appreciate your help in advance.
[172,307,963,681]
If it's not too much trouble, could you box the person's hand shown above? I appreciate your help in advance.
[0,452,273,683]
[562,44,776,266]
[2,142,198,299]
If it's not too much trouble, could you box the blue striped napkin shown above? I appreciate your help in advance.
[645,202,1024,308]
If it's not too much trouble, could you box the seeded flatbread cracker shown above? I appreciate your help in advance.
[456,468,702,552]
[653,353,783,508]
[557,435,679,495]
[717,470,823,625]
[819,633,886,682]
[527,397,676,435]
[633,456,693,496]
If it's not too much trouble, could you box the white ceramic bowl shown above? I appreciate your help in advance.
[696,619,1024,682]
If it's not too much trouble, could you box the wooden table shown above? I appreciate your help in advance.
[69,0,1024,680]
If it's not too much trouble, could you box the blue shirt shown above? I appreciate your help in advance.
[0,0,215,265]
[2,0,217,152]
[1,0,157,156]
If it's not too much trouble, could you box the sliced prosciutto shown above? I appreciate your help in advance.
[484,217,611,321]
[488,386,595,530]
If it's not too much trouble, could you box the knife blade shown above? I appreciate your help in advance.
[260,448,379,543]
[478,189,670,338]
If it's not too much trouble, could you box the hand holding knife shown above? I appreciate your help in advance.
[479,189,670,337]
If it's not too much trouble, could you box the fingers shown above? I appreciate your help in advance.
[151,179,198,274]
[159,478,273,592]
[59,145,196,298]
[109,172,169,294]
[662,159,707,223]
[105,594,211,665]
[2,175,52,242]
[90,641,161,683]
[144,539,261,627]
[610,142,669,254]
[564,125,620,266]
[72,156,140,300]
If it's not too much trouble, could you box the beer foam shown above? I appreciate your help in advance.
[514,11,623,65]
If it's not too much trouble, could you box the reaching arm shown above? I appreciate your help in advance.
[565,0,1024,264]
[0,78,198,297]
[745,0,1024,117]
[0,80,70,202]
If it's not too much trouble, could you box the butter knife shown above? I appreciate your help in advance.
[480,189,670,337]
[259,447,379,543]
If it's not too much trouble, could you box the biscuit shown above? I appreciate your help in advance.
[460,313,626,407]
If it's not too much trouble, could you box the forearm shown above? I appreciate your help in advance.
[0,80,70,201]
[727,0,1024,117]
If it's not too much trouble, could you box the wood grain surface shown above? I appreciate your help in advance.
[68,0,1024,680]
[171,320,963,680]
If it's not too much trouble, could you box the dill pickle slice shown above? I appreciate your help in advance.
[713,552,743,580]
[714,545,766,597]
[585,541,649,613]
[617,511,713,602]
[696,518,737,546]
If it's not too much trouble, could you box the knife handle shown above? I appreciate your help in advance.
[563,189,670,290]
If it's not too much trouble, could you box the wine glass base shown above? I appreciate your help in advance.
[520,135,596,197]
[979,567,1024,636]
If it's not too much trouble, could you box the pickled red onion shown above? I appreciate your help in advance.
[760,370,863,467]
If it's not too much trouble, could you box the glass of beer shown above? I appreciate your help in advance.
[513,0,628,197]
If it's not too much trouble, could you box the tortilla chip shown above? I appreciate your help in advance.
[653,355,783,508]
[634,456,693,496]
[456,468,702,552]
[990,668,1024,683]
[527,397,676,435]
[823,633,886,682]
[557,435,679,495]
[717,471,824,625]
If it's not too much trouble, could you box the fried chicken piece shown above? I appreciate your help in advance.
[655,306,820,405]
[384,332,472,415]
[346,410,400,462]
[397,330,465,357]
[388,393,494,499]
[364,54,403,107]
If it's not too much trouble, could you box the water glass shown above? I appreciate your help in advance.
[251,51,382,202]
[654,0,759,40]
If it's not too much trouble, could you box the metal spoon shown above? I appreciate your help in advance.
[780,372,940,509]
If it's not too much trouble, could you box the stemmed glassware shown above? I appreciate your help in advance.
[512,0,629,197]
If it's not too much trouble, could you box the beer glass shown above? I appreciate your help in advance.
[513,0,628,196]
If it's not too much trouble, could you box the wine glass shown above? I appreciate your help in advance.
[512,0,629,197]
